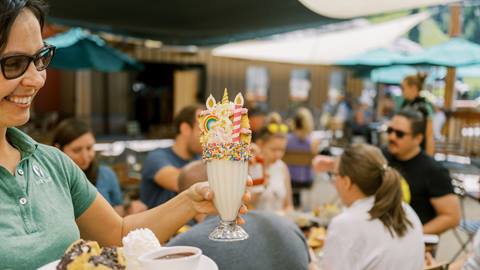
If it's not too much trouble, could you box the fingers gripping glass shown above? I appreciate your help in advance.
[386,127,411,139]
[0,44,56,80]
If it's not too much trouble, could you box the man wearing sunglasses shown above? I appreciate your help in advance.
[383,110,460,235]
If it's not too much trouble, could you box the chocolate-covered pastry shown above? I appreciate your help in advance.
[56,240,126,270]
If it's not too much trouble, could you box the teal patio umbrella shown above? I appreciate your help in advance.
[369,64,480,84]
[335,48,412,78]
[397,38,480,67]
[370,65,419,84]
[336,48,409,68]
[46,28,143,72]
[456,64,480,77]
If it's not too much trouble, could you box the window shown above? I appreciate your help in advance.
[328,70,346,94]
[246,66,269,103]
[289,68,311,102]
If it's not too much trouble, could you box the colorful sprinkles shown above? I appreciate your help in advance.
[199,89,251,161]
[202,142,252,161]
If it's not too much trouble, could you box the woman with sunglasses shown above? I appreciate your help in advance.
[251,116,293,212]
[400,73,435,156]
[0,1,249,269]
[322,143,424,270]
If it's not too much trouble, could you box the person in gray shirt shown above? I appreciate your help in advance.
[167,160,313,270]
[167,210,311,270]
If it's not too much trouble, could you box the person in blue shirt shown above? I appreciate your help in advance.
[141,105,203,208]
[52,118,147,216]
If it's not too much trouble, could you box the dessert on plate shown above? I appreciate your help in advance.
[56,239,125,270]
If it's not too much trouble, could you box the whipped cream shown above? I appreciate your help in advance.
[122,228,161,270]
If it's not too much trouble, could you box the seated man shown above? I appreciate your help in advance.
[312,110,460,235]
[168,160,315,270]
[140,105,203,208]
[383,110,460,235]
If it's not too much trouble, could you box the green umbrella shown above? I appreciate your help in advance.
[369,64,480,84]
[370,65,419,84]
[46,28,143,72]
[397,38,480,67]
[336,48,408,68]
[456,64,480,77]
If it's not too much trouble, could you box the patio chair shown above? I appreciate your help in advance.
[452,220,480,261]
[451,177,480,260]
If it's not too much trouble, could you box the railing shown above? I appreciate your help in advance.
[438,109,480,157]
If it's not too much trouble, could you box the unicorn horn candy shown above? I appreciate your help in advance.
[222,88,229,104]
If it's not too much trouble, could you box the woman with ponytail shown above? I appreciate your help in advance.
[322,143,424,270]
[401,73,435,155]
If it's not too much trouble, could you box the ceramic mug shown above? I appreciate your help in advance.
[139,246,202,270]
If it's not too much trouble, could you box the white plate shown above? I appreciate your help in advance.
[198,255,219,270]
[38,255,218,270]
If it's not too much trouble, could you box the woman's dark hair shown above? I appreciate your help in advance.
[51,118,99,184]
[339,143,412,237]
[403,72,427,94]
[173,104,204,136]
[0,0,48,53]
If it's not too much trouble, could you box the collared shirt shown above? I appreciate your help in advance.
[0,128,97,270]
[323,196,424,270]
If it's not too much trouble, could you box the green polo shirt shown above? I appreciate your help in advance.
[0,128,97,270]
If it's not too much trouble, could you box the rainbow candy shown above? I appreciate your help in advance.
[203,115,218,132]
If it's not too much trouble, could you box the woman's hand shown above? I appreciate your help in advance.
[185,178,252,224]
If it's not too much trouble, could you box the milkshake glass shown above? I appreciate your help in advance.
[206,160,248,241]
[198,90,251,241]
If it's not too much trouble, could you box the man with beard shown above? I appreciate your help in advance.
[382,110,460,235]
[140,105,204,208]
[312,110,460,235]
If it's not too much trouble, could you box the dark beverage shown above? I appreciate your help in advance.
[154,252,195,260]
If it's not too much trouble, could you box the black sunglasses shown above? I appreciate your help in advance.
[0,43,56,80]
[386,127,411,139]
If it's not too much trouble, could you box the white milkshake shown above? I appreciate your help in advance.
[198,90,252,241]
[207,160,248,222]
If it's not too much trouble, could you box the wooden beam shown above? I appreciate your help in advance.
[444,3,462,141]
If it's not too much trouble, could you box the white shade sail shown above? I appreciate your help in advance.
[299,0,459,18]
[212,12,430,65]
